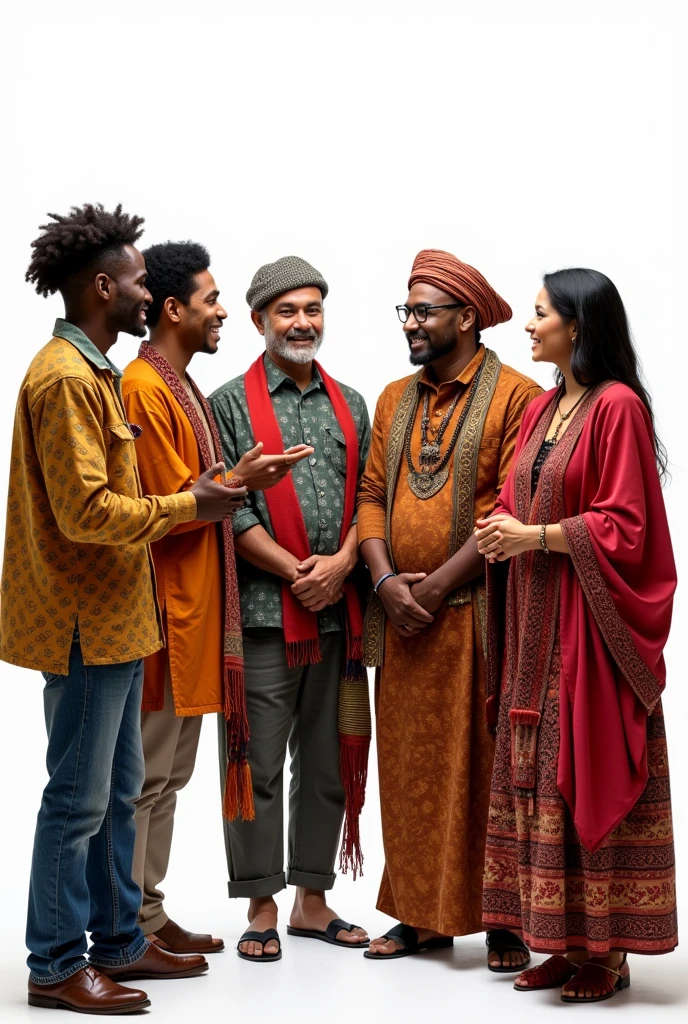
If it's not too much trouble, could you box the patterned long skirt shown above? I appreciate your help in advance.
[483,639,678,956]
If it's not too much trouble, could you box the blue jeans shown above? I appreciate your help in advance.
[26,639,148,983]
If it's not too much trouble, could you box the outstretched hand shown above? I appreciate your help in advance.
[232,442,314,491]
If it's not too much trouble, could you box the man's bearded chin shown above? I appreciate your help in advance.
[408,333,456,366]
[264,324,324,365]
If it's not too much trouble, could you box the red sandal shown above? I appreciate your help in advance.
[561,955,630,1003]
[514,955,579,991]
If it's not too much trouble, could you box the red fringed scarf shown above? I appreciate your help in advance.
[243,354,369,876]
[137,343,254,823]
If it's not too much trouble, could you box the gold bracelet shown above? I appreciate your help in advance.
[539,524,549,554]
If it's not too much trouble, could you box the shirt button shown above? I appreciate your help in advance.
[310,457,317,466]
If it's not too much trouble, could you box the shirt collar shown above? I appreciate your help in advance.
[53,318,123,378]
[264,352,323,394]
[419,342,486,392]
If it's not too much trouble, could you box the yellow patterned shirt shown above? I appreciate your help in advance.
[0,319,197,673]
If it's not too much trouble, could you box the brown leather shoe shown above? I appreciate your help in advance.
[28,965,149,1014]
[95,940,208,981]
[153,918,225,954]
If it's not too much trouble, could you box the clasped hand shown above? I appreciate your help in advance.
[474,514,531,562]
[376,572,438,637]
[290,553,350,612]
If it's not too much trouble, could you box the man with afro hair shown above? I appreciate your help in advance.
[121,241,312,955]
[1,205,247,1013]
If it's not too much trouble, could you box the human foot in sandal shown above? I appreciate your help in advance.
[237,897,281,959]
[486,929,531,972]
[514,955,579,990]
[365,923,453,959]
[288,887,368,947]
[561,954,630,1002]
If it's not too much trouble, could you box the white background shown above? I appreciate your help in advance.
[0,1,686,1020]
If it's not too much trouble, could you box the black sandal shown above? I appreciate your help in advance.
[287,918,369,948]
[237,928,282,962]
[363,923,453,960]
[486,929,531,973]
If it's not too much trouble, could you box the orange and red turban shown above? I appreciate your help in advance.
[408,249,512,329]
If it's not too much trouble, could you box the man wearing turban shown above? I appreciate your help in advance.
[209,257,372,961]
[358,250,541,964]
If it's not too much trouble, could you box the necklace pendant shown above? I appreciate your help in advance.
[419,442,441,467]
[407,465,450,499]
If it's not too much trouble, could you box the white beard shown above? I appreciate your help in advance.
[264,324,324,364]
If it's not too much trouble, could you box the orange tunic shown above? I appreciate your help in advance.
[358,346,541,935]
[122,358,223,717]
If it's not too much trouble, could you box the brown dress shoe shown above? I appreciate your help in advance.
[28,965,149,1014]
[96,940,208,981]
[153,918,225,954]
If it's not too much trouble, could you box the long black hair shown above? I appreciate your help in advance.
[543,267,668,481]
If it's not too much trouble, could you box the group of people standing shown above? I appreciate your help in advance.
[0,203,677,1015]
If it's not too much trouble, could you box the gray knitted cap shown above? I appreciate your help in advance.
[246,255,329,310]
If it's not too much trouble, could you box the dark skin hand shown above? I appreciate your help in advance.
[359,538,433,635]
[410,535,484,622]
[360,535,484,636]
[190,463,248,521]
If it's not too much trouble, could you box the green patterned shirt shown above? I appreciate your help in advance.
[209,354,371,633]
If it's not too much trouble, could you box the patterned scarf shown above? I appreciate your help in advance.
[243,354,370,877]
[363,347,502,668]
[137,343,254,822]
[502,382,613,796]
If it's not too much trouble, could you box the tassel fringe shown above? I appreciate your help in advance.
[285,637,322,668]
[222,759,255,822]
[338,737,369,880]
[509,709,541,727]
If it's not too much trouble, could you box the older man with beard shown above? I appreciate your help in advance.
[209,257,372,962]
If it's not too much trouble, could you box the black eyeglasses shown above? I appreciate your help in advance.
[396,303,464,324]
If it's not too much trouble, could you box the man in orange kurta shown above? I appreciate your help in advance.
[358,250,541,960]
[122,242,311,955]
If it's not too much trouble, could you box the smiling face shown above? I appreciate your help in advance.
[175,269,226,355]
[107,245,153,338]
[255,286,324,365]
[526,287,576,370]
[402,282,468,366]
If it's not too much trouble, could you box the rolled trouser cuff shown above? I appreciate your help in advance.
[287,868,336,891]
[227,872,286,898]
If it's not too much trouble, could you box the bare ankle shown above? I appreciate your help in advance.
[248,897,277,919]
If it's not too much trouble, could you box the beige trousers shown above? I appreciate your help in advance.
[132,667,202,935]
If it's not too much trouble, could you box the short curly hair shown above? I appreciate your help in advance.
[141,241,211,329]
[26,204,145,299]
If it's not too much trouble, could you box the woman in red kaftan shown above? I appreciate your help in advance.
[475,269,677,1004]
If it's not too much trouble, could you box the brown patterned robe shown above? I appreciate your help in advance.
[358,346,541,935]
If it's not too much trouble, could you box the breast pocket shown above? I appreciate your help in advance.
[104,422,137,489]
[321,424,347,478]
